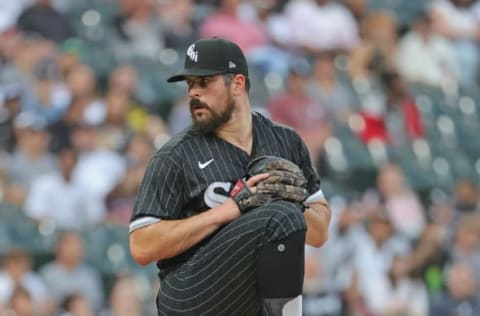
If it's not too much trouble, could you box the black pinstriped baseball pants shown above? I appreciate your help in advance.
[156,200,307,316]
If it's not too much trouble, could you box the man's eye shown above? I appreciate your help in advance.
[200,78,209,87]
[187,77,211,88]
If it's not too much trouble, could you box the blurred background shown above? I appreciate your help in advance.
[0,0,479,315]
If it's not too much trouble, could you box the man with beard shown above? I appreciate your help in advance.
[129,38,331,316]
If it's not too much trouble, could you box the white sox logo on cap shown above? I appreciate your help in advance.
[167,38,248,82]
[187,44,198,62]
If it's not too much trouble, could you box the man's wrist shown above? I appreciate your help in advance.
[219,198,241,221]
[226,198,241,213]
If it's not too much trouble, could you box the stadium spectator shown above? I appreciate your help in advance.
[96,92,134,152]
[56,38,84,79]
[319,198,366,294]
[66,123,126,225]
[110,0,165,61]
[200,0,268,54]
[49,60,124,152]
[24,145,98,230]
[65,64,105,127]
[3,112,56,206]
[349,10,398,81]
[1,32,57,113]
[0,249,53,315]
[16,0,76,44]
[105,65,152,135]
[46,64,127,221]
[303,248,345,316]
[408,223,450,296]
[39,231,104,312]
[0,83,23,152]
[343,270,372,316]
[107,65,138,99]
[306,53,357,123]
[158,0,199,52]
[0,28,23,81]
[377,162,426,240]
[449,214,480,283]
[383,72,424,143]
[282,0,359,53]
[166,97,191,135]
[380,254,429,316]
[453,178,479,213]
[201,0,291,77]
[397,12,459,88]
[430,0,480,88]
[58,293,94,316]
[356,72,424,145]
[353,210,410,314]
[344,0,369,23]
[0,1,31,34]
[348,10,399,143]
[268,59,331,168]
[430,261,480,315]
[5,286,35,316]
[21,56,71,124]
[106,134,153,225]
[303,197,370,313]
[100,274,146,316]
[48,102,89,153]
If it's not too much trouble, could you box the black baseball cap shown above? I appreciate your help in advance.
[167,38,248,82]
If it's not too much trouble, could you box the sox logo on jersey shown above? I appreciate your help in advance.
[203,181,233,208]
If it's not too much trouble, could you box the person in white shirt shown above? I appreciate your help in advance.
[283,0,359,52]
[0,249,52,315]
[430,0,480,87]
[397,13,459,88]
[39,231,104,312]
[354,212,411,314]
[24,145,104,230]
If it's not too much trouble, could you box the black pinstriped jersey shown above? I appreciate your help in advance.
[131,112,321,269]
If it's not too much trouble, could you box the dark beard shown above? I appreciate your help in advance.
[190,97,235,134]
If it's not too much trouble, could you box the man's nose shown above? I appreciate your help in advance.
[188,85,201,98]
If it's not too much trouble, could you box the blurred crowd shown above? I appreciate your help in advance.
[0,0,479,315]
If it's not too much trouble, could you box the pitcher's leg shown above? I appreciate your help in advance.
[257,230,306,316]
[157,201,306,316]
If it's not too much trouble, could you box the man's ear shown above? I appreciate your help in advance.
[231,74,246,96]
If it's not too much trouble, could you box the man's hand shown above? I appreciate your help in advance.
[229,173,271,213]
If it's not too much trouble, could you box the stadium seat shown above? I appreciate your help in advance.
[415,94,438,140]
[83,224,142,275]
[130,57,185,111]
[324,122,378,190]
[0,206,44,253]
[388,141,436,192]
[0,221,12,254]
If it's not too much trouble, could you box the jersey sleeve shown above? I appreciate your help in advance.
[130,154,185,224]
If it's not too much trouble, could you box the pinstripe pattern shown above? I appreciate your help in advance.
[131,112,321,315]
[157,201,306,316]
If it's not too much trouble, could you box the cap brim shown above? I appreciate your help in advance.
[167,68,226,82]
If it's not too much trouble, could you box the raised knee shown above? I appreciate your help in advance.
[263,201,306,240]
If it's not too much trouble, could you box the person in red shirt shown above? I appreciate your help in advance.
[358,72,424,145]
[268,60,332,167]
